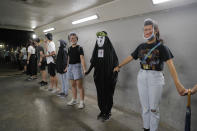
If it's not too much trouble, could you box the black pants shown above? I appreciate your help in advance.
[94,78,116,115]
[29,55,37,76]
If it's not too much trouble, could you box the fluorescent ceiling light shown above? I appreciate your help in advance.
[32,34,37,39]
[72,15,98,25]
[152,0,171,5]
[43,28,55,33]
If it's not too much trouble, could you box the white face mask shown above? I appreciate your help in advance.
[143,26,155,41]
[97,36,105,47]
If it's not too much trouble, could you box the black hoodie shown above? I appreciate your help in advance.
[56,40,68,74]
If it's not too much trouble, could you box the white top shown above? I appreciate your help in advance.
[46,41,56,64]
[21,47,27,60]
[28,45,35,54]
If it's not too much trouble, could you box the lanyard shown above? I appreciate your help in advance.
[141,42,161,63]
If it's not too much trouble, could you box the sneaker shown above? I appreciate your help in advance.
[41,81,48,86]
[39,81,44,84]
[57,92,65,96]
[67,99,77,106]
[51,89,57,93]
[78,101,85,109]
[27,77,33,81]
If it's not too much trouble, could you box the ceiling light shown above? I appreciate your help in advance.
[32,34,37,39]
[43,28,55,33]
[152,0,171,5]
[72,15,98,25]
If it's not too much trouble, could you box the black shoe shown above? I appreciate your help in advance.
[97,112,103,120]
[101,113,111,122]
[41,81,48,86]
[143,128,150,131]
[57,92,65,96]
[39,81,44,84]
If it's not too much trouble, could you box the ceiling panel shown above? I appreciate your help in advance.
[0,0,114,30]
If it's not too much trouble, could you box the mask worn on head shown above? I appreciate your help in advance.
[97,36,105,47]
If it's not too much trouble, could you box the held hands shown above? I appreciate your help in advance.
[178,87,188,96]
[64,67,67,73]
[113,66,120,72]
[83,69,86,75]
[38,62,41,66]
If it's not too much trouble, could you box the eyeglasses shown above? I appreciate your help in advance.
[96,32,107,37]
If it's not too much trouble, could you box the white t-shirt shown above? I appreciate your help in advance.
[28,45,35,54]
[46,41,56,64]
[21,47,27,60]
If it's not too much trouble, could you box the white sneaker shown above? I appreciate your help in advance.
[78,101,85,109]
[67,99,77,106]
[51,89,57,93]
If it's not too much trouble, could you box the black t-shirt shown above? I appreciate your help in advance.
[68,45,84,64]
[131,42,174,71]
[36,45,46,62]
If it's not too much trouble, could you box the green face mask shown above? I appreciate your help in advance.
[96,32,107,37]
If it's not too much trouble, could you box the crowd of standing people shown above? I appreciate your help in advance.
[13,18,197,131]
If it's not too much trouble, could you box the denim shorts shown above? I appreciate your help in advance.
[67,63,84,80]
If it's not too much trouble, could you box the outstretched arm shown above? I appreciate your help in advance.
[113,55,133,72]
[191,84,197,95]
[85,64,94,75]
[166,59,188,96]
[80,55,86,74]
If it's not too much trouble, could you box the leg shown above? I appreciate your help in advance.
[50,76,54,89]
[137,70,150,130]
[54,75,58,89]
[59,74,65,93]
[64,73,69,95]
[76,79,84,101]
[148,71,164,131]
[70,80,77,99]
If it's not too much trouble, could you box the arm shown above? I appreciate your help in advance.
[80,55,86,74]
[85,63,94,75]
[38,51,44,66]
[113,55,134,72]
[64,56,69,72]
[45,51,55,57]
[27,52,31,64]
[191,84,197,95]
[166,59,187,96]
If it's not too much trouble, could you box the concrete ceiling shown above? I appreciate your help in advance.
[34,0,197,36]
[0,0,197,34]
[0,0,113,31]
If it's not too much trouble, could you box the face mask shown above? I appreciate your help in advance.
[97,36,105,47]
[143,27,155,41]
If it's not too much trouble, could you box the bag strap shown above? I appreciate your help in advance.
[142,42,161,63]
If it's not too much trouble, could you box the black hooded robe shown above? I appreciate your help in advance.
[56,40,68,74]
[86,36,119,115]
